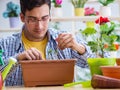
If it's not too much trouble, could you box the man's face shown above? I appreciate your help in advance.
[20,4,50,41]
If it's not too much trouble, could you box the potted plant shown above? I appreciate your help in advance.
[82,16,119,76]
[3,1,20,28]
[98,0,115,16]
[98,0,115,6]
[85,7,99,16]
[85,7,99,28]
[51,0,63,17]
[71,0,88,16]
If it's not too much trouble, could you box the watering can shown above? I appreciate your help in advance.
[0,50,17,89]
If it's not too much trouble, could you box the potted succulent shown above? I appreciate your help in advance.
[82,16,119,76]
[71,0,88,16]
[3,1,20,28]
[51,0,63,17]
[98,0,115,16]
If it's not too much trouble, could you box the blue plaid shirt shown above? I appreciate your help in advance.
[0,28,94,86]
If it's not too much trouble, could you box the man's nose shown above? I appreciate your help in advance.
[36,20,43,28]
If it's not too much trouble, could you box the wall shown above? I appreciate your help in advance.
[0,0,23,29]
[0,0,119,30]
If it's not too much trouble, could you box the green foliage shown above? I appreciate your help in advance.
[71,0,88,8]
[82,21,118,57]
[82,27,96,36]
[3,1,20,18]
[98,0,115,6]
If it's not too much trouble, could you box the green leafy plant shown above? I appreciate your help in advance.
[71,0,88,8]
[3,1,20,18]
[82,16,118,57]
[98,0,115,6]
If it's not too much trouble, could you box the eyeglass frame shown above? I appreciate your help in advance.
[25,15,50,25]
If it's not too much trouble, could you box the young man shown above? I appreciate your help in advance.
[1,0,94,86]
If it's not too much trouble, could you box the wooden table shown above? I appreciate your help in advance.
[3,85,120,90]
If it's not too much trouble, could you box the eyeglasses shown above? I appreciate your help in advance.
[25,15,50,25]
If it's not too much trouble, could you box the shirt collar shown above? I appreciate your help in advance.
[15,26,57,51]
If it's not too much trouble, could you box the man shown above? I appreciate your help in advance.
[1,0,93,86]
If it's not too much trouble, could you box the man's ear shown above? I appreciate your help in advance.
[20,13,25,22]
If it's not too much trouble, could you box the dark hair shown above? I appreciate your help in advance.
[20,0,51,15]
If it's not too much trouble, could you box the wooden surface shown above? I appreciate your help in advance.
[3,85,120,90]
[3,85,92,90]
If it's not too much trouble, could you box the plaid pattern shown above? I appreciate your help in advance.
[0,28,95,86]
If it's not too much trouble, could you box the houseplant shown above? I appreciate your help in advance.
[51,0,63,17]
[85,7,99,16]
[82,16,118,75]
[52,0,62,7]
[71,0,88,16]
[98,0,115,16]
[85,7,99,28]
[3,1,20,28]
[98,0,115,6]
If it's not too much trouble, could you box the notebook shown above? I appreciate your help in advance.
[20,59,76,87]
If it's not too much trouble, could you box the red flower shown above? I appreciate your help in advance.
[95,16,110,25]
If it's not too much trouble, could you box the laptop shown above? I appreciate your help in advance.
[20,59,76,87]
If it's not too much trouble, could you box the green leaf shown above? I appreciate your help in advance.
[102,34,117,44]
[88,41,98,52]
[98,0,115,6]
[82,28,97,36]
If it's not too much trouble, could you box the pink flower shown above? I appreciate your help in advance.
[55,0,62,5]
[85,7,99,16]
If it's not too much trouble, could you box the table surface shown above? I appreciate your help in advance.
[3,85,120,90]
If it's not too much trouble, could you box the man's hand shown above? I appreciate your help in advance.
[56,33,86,54]
[17,48,43,61]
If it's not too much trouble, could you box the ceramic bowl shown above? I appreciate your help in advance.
[100,66,120,79]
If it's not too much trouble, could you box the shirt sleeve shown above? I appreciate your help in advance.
[70,34,96,68]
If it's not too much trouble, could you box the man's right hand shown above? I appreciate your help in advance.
[17,48,43,61]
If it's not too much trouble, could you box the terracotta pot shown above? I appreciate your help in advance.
[20,59,76,87]
[100,66,120,79]
[116,58,120,65]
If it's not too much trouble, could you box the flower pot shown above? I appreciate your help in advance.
[101,66,120,79]
[20,59,76,87]
[74,8,84,16]
[87,58,116,76]
[86,21,95,28]
[9,17,20,28]
[51,7,63,17]
[100,6,111,17]
[116,58,120,65]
